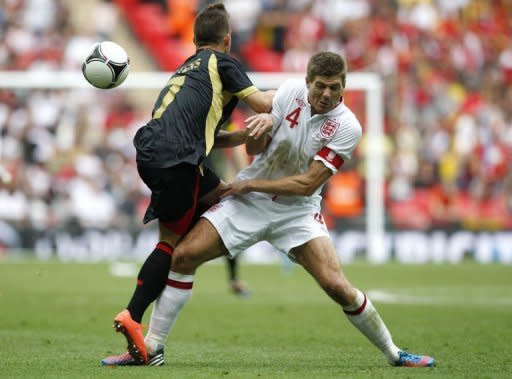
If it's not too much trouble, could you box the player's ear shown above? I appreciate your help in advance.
[224,33,231,50]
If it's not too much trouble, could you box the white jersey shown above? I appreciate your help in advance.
[237,78,362,209]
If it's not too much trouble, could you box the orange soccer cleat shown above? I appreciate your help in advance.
[113,309,148,364]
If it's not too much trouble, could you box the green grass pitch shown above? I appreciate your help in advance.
[1,260,511,378]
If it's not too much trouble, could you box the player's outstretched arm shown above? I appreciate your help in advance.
[242,90,276,113]
[214,129,249,148]
[213,114,273,149]
[220,160,333,199]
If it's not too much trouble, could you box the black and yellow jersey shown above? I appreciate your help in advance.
[134,48,257,168]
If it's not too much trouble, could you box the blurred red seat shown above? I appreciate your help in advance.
[129,4,170,45]
[114,0,138,10]
[388,190,432,230]
[242,39,283,72]
[153,40,188,71]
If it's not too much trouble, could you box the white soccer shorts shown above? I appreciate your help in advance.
[202,192,331,261]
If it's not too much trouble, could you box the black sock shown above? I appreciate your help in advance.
[226,256,237,281]
[126,242,174,323]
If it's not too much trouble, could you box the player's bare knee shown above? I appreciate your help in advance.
[172,245,198,273]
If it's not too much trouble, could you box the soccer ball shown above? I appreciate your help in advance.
[82,41,130,89]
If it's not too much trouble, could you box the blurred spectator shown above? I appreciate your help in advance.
[222,0,262,55]
[0,0,148,237]
[166,0,196,47]
[281,1,323,72]
[93,0,120,40]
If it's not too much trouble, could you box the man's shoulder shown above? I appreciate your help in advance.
[275,79,306,104]
[335,103,361,124]
[329,105,363,137]
[281,78,306,92]
[191,49,241,67]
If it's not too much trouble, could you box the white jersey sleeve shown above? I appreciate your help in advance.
[313,108,362,173]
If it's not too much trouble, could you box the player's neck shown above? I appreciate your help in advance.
[196,44,227,54]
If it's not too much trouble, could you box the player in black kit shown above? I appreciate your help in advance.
[102,2,274,366]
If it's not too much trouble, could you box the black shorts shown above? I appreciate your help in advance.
[137,163,220,234]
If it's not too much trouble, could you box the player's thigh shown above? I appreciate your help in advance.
[158,221,182,247]
[138,164,199,221]
[202,194,269,258]
[158,173,227,248]
[292,237,341,281]
[195,166,225,215]
[172,217,228,273]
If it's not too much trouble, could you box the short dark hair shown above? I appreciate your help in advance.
[307,52,347,88]
[194,3,230,47]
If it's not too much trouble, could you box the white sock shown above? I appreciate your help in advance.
[343,289,400,363]
[145,271,194,354]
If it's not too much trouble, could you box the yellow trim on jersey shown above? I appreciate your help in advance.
[152,76,186,120]
[234,85,258,99]
[222,90,233,107]
[205,54,223,156]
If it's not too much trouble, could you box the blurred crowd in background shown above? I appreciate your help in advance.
[1,0,511,245]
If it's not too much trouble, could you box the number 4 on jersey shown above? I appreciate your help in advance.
[285,107,302,128]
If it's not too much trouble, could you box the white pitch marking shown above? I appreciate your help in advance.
[109,262,138,277]
[367,289,512,306]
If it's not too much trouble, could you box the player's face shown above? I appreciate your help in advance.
[306,75,344,114]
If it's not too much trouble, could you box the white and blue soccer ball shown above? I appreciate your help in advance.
[82,41,130,89]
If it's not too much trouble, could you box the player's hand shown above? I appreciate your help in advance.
[219,180,252,199]
[245,114,273,139]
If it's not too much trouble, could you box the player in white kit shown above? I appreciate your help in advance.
[112,52,435,368]
[204,70,363,260]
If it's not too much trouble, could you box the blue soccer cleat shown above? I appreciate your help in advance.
[101,351,136,366]
[102,347,165,367]
[391,351,435,368]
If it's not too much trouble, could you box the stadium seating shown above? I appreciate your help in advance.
[1,0,511,238]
